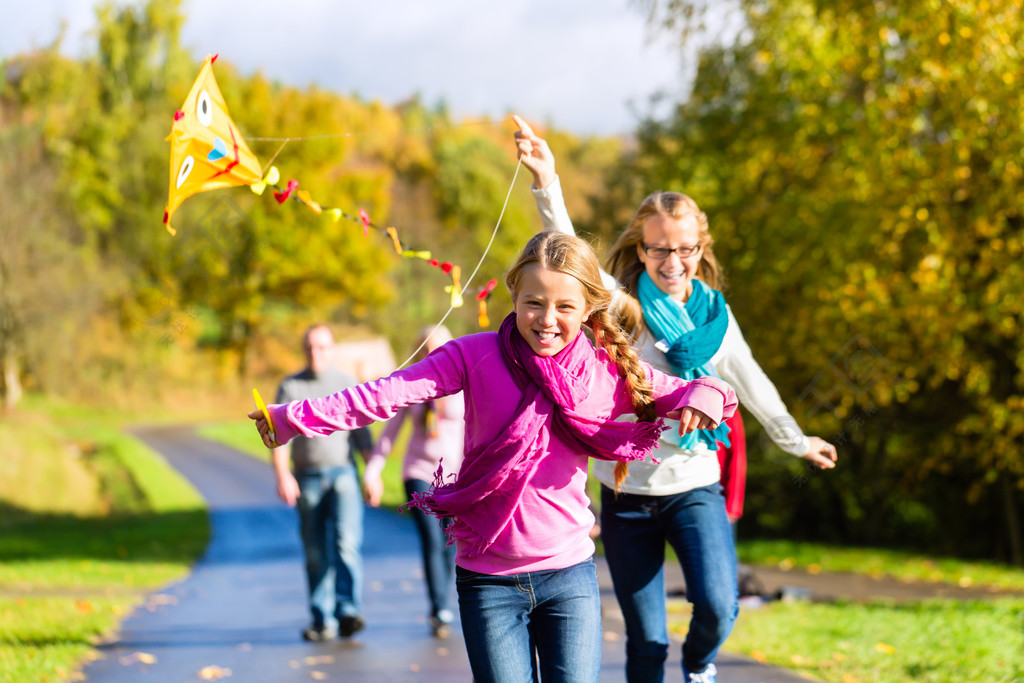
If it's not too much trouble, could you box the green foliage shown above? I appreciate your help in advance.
[613,0,1024,562]
[1,0,615,403]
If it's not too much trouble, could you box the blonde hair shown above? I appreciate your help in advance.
[506,232,657,490]
[605,192,723,338]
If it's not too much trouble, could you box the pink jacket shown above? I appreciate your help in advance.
[268,332,736,575]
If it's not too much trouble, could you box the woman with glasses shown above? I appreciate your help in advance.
[513,116,838,683]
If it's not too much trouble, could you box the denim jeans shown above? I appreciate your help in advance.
[456,558,602,683]
[405,478,457,621]
[296,465,363,629]
[600,484,738,682]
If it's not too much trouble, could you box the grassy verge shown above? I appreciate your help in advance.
[669,597,1024,682]
[736,539,1024,592]
[0,398,209,683]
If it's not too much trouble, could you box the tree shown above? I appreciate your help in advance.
[617,0,1024,562]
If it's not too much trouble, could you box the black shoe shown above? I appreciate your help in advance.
[338,615,365,637]
[302,624,337,642]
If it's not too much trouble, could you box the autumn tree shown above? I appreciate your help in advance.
[609,0,1024,562]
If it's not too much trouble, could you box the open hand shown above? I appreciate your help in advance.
[363,475,384,508]
[666,407,718,436]
[803,436,838,469]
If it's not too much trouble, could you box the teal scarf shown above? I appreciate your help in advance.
[638,272,731,450]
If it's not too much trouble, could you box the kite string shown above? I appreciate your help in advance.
[395,156,524,370]
[263,138,292,170]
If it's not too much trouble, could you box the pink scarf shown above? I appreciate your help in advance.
[407,312,666,556]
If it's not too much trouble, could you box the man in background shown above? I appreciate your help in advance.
[273,324,372,641]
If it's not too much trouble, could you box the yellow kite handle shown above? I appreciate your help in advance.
[252,388,278,447]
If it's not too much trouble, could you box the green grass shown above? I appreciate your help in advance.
[0,397,209,683]
[737,539,1024,592]
[0,596,127,683]
[669,597,1024,682]
[196,419,271,461]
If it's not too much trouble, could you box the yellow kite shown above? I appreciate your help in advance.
[163,55,262,235]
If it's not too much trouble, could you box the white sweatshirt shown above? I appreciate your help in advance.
[532,176,809,496]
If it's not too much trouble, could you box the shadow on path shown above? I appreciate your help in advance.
[78,425,811,683]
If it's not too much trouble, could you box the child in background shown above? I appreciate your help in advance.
[362,325,465,639]
[250,231,736,683]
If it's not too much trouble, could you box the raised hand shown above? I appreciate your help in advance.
[512,114,556,190]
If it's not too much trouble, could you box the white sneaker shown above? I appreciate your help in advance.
[683,663,718,683]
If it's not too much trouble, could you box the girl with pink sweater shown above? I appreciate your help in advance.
[250,231,736,683]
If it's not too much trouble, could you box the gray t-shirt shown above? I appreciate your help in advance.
[276,367,367,471]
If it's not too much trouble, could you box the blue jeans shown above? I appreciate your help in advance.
[456,558,602,683]
[405,478,457,620]
[600,484,738,682]
[296,465,363,629]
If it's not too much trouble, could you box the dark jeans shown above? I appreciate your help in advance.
[601,484,738,682]
[456,558,602,682]
[404,478,456,620]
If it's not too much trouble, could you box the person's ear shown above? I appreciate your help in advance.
[636,242,646,264]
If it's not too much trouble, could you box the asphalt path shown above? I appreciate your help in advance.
[78,425,813,683]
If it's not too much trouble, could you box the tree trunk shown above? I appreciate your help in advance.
[1,352,22,411]
[1001,474,1023,566]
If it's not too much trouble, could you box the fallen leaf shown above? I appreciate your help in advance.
[197,664,232,679]
[309,672,327,680]
[409,664,421,672]
[750,650,767,663]
[75,600,94,614]
[875,642,895,654]
[303,656,334,665]
[118,652,157,666]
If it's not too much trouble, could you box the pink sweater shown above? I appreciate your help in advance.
[268,332,736,576]
[365,397,466,484]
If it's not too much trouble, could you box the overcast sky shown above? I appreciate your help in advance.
[1,0,690,136]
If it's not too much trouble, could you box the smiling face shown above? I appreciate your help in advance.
[513,264,593,357]
[637,213,704,302]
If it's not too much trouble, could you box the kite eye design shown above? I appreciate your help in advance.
[176,155,195,188]
[197,90,214,127]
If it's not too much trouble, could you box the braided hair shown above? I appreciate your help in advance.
[506,231,657,490]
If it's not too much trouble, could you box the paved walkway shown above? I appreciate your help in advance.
[78,425,814,682]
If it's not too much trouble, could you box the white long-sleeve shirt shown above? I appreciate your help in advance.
[532,176,810,496]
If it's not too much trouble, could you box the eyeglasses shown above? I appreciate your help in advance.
[640,242,702,259]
